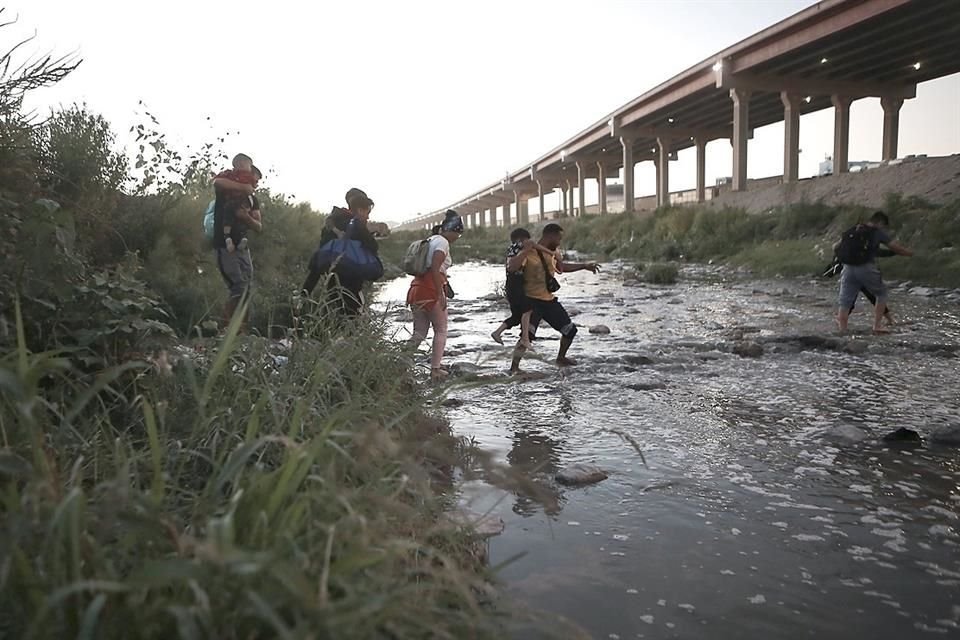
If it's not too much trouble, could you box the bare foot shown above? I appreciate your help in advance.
[872,327,891,335]
[431,368,449,382]
[509,367,521,376]
[520,337,534,351]
[491,331,504,345]
[556,357,578,367]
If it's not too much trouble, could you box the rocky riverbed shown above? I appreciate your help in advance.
[375,262,960,640]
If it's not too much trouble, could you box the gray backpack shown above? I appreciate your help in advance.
[402,238,432,276]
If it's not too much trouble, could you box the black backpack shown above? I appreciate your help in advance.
[836,224,873,266]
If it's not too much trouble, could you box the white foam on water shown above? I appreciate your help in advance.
[720,569,736,575]
[748,594,766,604]
[639,615,655,625]
[793,534,826,542]
[772,522,789,529]
[678,604,695,613]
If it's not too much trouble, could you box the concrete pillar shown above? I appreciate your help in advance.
[537,180,547,222]
[881,96,903,162]
[502,202,511,228]
[566,181,574,217]
[730,88,751,191]
[513,191,530,226]
[597,162,608,214]
[656,137,671,208]
[695,138,707,203]
[832,95,852,174]
[489,207,497,227]
[576,161,587,216]
[561,186,568,218]
[781,92,802,183]
[620,136,635,212]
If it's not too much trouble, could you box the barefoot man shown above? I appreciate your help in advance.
[508,223,600,374]
[836,211,913,334]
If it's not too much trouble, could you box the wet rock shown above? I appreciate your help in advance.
[445,508,505,538]
[623,354,655,366]
[931,425,960,446]
[733,341,764,358]
[450,316,470,323]
[590,325,611,335]
[567,308,582,317]
[482,293,500,301]
[823,425,870,443]
[555,465,609,487]
[909,286,935,297]
[883,427,922,443]
[440,398,465,408]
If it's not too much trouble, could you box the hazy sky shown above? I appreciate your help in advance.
[9,0,960,223]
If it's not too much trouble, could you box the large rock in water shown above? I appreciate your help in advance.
[883,427,922,443]
[931,425,960,446]
[555,465,609,487]
[590,325,611,335]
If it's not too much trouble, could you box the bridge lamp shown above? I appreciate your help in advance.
[913,62,921,70]
[820,57,829,64]
[668,117,675,124]
[804,96,812,103]
[712,60,722,72]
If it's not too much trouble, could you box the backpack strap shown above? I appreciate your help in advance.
[536,250,553,289]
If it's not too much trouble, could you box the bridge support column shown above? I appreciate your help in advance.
[781,92,801,183]
[730,88,751,192]
[656,138,671,208]
[513,191,529,226]
[832,95,852,174]
[620,136,635,213]
[576,161,587,216]
[597,162,608,214]
[695,138,707,203]
[537,180,547,222]
[502,203,511,228]
[881,96,903,162]
[560,185,569,218]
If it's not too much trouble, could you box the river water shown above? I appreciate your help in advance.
[374,261,960,640]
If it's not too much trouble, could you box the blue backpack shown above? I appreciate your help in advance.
[202,200,216,241]
[310,219,384,282]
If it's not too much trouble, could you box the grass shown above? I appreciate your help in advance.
[0,298,518,639]
[383,196,960,287]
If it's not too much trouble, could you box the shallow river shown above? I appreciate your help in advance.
[375,261,960,640]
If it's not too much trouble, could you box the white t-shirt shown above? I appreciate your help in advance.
[427,235,452,274]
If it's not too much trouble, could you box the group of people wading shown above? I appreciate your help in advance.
[403,210,600,381]
[210,154,913,381]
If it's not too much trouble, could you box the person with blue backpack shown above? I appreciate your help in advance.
[301,188,382,316]
[835,211,913,334]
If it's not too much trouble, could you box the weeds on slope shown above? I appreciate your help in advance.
[0,298,512,639]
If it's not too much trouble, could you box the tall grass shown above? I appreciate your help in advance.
[0,300,511,639]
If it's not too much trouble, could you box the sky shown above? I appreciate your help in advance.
[8,0,960,224]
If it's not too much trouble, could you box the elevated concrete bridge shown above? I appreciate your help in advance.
[396,0,960,231]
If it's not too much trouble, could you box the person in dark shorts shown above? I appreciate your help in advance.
[507,223,600,374]
[491,228,557,349]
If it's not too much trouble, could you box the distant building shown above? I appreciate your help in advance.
[818,156,881,176]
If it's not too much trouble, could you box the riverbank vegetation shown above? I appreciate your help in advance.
[386,196,960,286]
[1,25,516,639]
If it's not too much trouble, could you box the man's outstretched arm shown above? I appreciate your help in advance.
[557,259,600,274]
[887,240,913,257]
